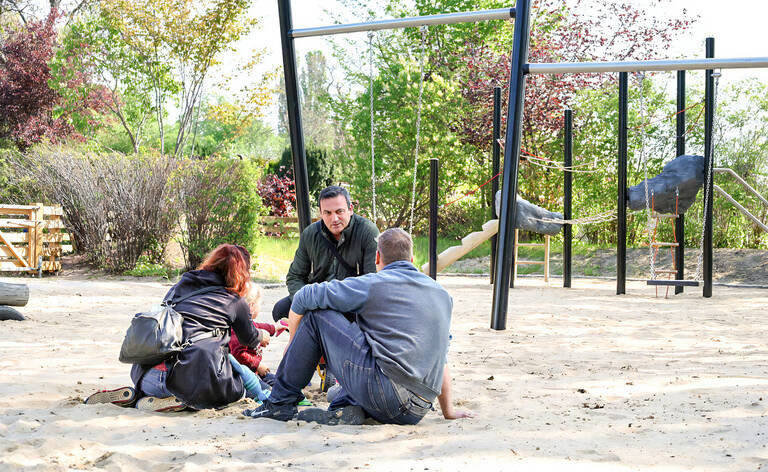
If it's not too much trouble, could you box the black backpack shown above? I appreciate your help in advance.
[119,286,221,365]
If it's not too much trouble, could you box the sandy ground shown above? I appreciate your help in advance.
[1,275,767,471]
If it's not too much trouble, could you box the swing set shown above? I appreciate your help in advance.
[277,0,768,331]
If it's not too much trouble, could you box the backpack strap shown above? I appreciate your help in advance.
[318,224,360,276]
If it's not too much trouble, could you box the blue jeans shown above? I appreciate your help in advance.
[138,367,174,398]
[270,309,431,425]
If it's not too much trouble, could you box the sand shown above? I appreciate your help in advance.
[0,274,767,471]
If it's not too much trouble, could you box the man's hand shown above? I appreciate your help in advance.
[259,329,271,347]
[256,363,270,376]
[437,365,476,421]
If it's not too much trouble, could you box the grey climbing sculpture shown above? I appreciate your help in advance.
[628,154,705,214]
[495,191,564,236]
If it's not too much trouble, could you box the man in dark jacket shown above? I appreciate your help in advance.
[271,186,379,321]
[247,228,474,425]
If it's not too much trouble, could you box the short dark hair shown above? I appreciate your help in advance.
[318,186,351,208]
[377,228,413,265]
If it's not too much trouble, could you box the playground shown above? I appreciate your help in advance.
[1,273,766,470]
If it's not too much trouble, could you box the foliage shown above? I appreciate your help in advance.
[0,12,108,150]
[269,145,338,202]
[99,0,255,156]
[257,170,296,217]
[173,156,265,269]
[7,145,179,271]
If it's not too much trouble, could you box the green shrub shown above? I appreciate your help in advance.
[173,157,266,269]
[8,145,179,272]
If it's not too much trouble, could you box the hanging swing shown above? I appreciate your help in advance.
[368,26,428,233]
[638,71,722,288]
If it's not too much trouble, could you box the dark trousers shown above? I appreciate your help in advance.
[269,309,431,425]
[272,296,292,322]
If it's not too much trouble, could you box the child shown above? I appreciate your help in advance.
[229,282,287,386]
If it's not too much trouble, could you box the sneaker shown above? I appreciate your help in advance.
[296,405,365,426]
[136,396,186,413]
[297,398,313,407]
[84,387,136,407]
[243,400,297,421]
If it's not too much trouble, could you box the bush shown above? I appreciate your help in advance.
[257,170,296,217]
[8,146,179,271]
[270,145,337,202]
[173,157,265,269]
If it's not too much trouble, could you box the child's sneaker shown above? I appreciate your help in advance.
[297,405,365,426]
[84,387,136,407]
[136,396,186,413]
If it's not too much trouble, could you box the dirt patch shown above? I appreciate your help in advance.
[447,247,768,286]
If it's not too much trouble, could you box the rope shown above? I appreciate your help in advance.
[368,31,377,223]
[443,171,501,207]
[535,209,618,225]
[409,26,428,234]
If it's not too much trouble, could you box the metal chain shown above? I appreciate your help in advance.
[409,25,428,235]
[368,31,377,224]
[695,71,721,281]
[637,72,656,280]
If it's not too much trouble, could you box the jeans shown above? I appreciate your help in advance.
[138,367,174,398]
[270,309,431,425]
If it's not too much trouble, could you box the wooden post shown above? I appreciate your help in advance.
[0,281,29,306]
[32,203,44,271]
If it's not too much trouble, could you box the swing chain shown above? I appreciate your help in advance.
[695,70,721,281]
[638,72,657,280]
[409,25,428,234]
[368,31,377,223]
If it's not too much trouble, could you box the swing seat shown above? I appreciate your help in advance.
[646,279,700,287]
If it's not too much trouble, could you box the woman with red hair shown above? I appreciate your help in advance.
[86,244,270,412]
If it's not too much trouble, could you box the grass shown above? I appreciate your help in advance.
[123,255,183,279]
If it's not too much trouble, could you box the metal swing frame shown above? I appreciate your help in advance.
[279,0,768,331]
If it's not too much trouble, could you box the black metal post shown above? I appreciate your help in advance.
[490,86,502,284]
[429,159,440,280]
[563,109,573,288]
[278,0,312,231]
[490,0,530,331]
[703,38,715,297]
[675,71,686,294]
[617,72,628,295]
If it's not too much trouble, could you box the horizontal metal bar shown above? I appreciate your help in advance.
[290,7,514,38]
[526,57,768,75]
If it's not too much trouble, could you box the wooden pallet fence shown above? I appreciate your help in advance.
[0,203,73,274]
[257,216,320,237]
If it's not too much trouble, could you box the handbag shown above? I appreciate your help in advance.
[118,286,222,365]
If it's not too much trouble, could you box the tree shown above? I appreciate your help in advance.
[0,12,108,150]
[99,0,255,156]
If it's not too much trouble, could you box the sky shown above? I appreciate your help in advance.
[245,0,768,127]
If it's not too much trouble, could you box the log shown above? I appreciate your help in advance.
[0,306,24,321]
[0,281,29,306]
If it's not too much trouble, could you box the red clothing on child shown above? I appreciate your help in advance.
[229,321,276,372]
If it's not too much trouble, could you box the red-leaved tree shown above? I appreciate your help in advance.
[0,12,108,150]
[458,0,693,155]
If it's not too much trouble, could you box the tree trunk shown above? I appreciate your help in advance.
[0,282,29,307]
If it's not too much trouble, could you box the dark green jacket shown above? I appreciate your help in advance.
[286,213,379,298]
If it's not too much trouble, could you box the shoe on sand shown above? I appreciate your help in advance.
[136,396,186,413]
[297,405,365,426]
[243,400,297,421]
[84,387,136,407]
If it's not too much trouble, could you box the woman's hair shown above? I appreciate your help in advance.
[198,244,251,297]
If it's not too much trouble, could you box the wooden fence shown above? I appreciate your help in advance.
[0,204,72,275]
[257,216,319,237]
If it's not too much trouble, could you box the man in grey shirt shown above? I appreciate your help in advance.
[245,228,473,425]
